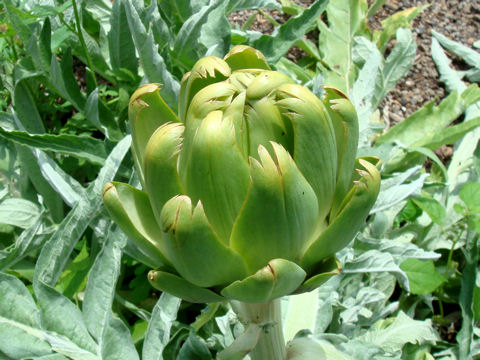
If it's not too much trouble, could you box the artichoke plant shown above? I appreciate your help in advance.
[103,45,380,359]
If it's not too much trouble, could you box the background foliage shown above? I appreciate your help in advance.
[0,0,479,359]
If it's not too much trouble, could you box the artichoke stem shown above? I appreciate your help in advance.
[230,299,286,360]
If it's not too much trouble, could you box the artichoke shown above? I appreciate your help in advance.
[103,45,380,304]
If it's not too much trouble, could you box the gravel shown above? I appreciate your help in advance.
[229,0,480,122]
[373,0,480,122]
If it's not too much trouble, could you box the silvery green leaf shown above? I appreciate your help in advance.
[0,273,98,360]
[123,0,179,110]
[34,136,131,287]
[0,127,108,165]
[34,283,98,355]
[340,287,386,324]
[354,311,438,354]
[0,198,40,228]
[283,289,320,342]
[287,337,352,360]
[84,0,113,34]
[227,0,280,12]
[316,0,369,92]
[31,149,85,207]
[0,218,53,271]
[356,236,441,261]
[173,0,226,69]
[372,166,427,214]
[251,0,328,64]
[101,315,139,360]
[352,36,379,66]
[83,225,125,342]
[108,0,138,75]
[350,47,382,145]
[198,1,230,58]
[142,294,181,360]
[343,250,409,291]
[371,28,416,109]
[432,30,480,70]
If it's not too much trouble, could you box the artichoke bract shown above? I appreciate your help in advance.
[103,45,380,304]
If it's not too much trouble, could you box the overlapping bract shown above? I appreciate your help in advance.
[103,46,380,303]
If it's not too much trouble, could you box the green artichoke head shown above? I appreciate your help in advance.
[103,46,380,303]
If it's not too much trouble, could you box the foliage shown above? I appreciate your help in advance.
[0,0,479,359]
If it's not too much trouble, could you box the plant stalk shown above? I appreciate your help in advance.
[71,0,97,88]
[230,299,286,360]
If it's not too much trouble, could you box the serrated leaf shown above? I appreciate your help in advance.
[377,85,480,146]
[416,117,480,150]
[197,1,230,59]
[173,0,226,68]
[251,0,327,63]
[252,0,328,64]
[316,0,369,92]
[356,236,441,261]
[399,259,446,295]
[350,46,382,142]
[371,27,416,109]
[123,0,179,110]
[375,6,427,52]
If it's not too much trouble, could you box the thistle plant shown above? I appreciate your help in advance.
[103,45,380,359]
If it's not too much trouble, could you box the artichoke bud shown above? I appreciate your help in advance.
[179,56,231,122]
[106,46,381,303]
[128,83,180,186]
[227,71,257,91]
[185,82,237,127]
[223,45,271,71]
[246,71,293,100]
[144,122,185,224]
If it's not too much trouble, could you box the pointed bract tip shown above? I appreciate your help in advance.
[129,83,161,104]
[322,85,348,99]
[102,182,116,198]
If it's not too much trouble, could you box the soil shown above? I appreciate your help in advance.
[372,0,480,121]
[229,0,480,122]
